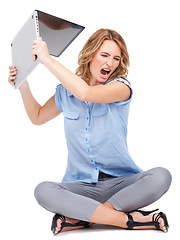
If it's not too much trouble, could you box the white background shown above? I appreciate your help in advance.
[0,0,179,239]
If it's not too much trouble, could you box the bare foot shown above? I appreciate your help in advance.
[129,211,168,232]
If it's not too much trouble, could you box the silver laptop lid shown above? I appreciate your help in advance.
[11,10,85,89]
[11,11,39,89]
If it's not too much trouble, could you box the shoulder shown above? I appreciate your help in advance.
[55,84,70,112]
[106,77,132,103]
[55,84,71,97]
[104,77,133,105]
[107,77,132,89]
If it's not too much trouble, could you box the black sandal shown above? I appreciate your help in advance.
[51,214,90,235]
[129,208,159,216]
[125,211,169,232]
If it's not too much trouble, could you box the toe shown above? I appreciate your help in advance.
[161,224,167,233]
[155,214,167,232]
[55,219,61,234]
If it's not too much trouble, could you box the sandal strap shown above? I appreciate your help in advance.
[126,211,169,231]
[152,213,161,230]
[51,214,90,234]
[51,214,65,234]
[76,221,90,228]
[126,213,134,229]
[152,212,169,231]
[62,218,89,228]
[129,208,159,216]
[126,213,154,230]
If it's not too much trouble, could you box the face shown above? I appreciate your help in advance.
[89,40,121,85]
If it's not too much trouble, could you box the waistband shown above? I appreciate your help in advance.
[98,171,113,180]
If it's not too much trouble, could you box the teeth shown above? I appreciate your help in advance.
[101,68,110,75]
[103,68,110,72]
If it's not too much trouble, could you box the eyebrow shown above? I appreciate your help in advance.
[101,51,121,59]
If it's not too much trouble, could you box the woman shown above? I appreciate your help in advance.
[8,29,172,234]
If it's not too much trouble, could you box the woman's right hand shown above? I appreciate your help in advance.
[8,66,17,87]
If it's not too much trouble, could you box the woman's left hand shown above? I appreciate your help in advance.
[32,37,51,65]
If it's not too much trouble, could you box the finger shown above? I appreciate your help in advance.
[32,40,39,46]
[33,38,42,45]
[32,45,38,52]
[11,76,16,80]
[32,44,38,56]
[10,69,17,76]
[9,73,16,80]
[8,76,16,86]
[32,45,39,61]
[9,66,16,71]
[32,52,37,61]
[10,68,17,73]
[33,55,37,61]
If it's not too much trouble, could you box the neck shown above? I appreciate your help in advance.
[89,78,101,86]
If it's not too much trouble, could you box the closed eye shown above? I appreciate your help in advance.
[101,52,120,61]
[114,57,120,61]
[101,54,108,57]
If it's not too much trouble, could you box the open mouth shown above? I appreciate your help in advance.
[100,68,111,76]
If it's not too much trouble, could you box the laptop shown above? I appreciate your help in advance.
[11,10,85,89]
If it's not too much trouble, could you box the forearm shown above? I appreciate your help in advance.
[19,80,41,124]
[44,57,89,101]
[33,39,90,101]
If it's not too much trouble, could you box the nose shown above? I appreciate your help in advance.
[106,57,113,68]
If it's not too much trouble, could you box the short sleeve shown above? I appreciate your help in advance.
[55,84,63,112]
[111,78,133,106]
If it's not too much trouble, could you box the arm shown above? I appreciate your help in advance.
[32,39,131,103]
[20,82,61,125]
[44,58,131,103]
[8,66,61,125]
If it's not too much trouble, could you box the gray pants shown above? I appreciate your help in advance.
[34,167,172,222]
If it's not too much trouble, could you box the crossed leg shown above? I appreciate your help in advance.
[54,201,167,233]
[35,167,172,234]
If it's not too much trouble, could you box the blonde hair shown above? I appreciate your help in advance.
[75,28,130,84]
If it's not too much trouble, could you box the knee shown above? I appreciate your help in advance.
[34,181,53,204]
[152,167,172,194]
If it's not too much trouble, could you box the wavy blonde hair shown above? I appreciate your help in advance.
[75,28,130,84]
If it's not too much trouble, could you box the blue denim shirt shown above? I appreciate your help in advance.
[55,78,142,183]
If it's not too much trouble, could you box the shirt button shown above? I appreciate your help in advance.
[91,159,94,162]
[86,117,89,120]
[86,138,88,142]
[86,128,88,131]
[96,167,98,170]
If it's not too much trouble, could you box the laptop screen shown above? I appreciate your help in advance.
[37,10,85,57]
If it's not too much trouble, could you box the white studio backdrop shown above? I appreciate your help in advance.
[0,0,179,239]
